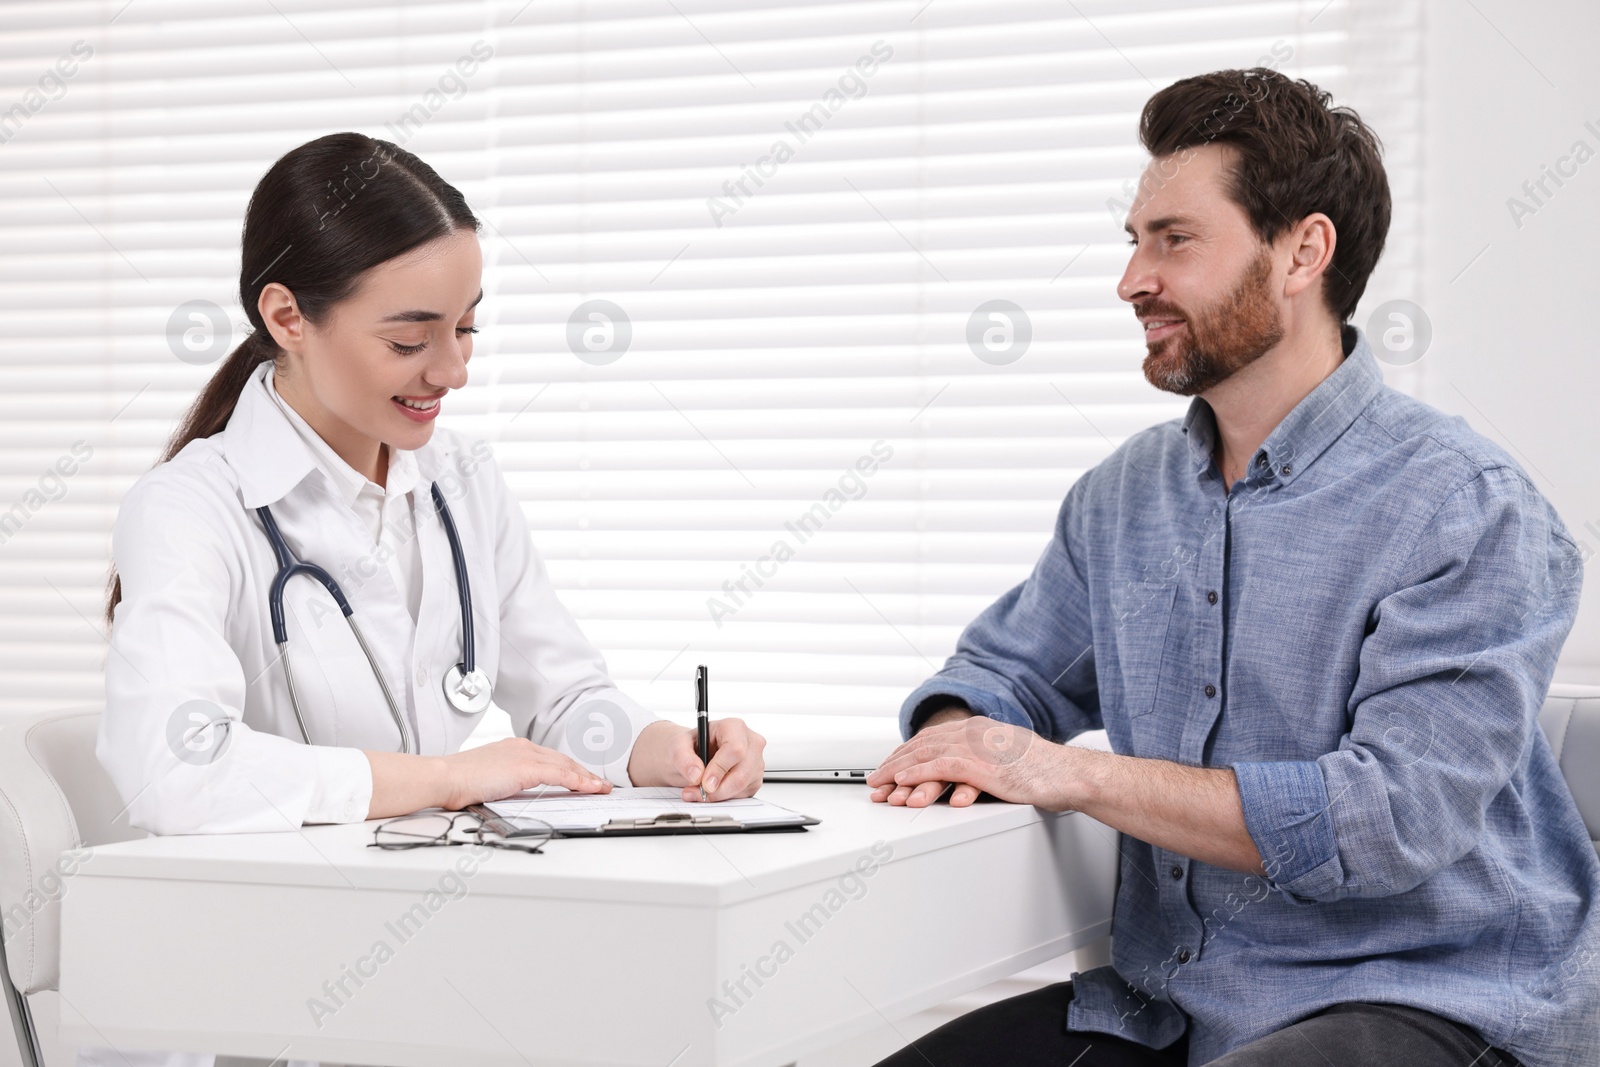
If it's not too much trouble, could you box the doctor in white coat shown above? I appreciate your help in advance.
[85,131,766,1067]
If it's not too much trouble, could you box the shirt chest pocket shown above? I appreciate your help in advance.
[1108,581,1179,719]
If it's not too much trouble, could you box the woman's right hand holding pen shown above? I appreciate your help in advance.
[624,718,768,803]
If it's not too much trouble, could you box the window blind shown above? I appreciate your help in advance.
[0,0,1421,721]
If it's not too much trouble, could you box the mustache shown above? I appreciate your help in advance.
[1136,301,1186,321]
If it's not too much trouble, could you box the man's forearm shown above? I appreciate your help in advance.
[895,703,1265,875]
[1068,749,1266,876]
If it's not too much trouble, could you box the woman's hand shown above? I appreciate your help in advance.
[627,718,767,801]
[366,740,611,820]
[363,719,768,821]
[435,738,614,810]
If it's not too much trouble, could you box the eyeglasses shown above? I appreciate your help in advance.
[369,810,556,854]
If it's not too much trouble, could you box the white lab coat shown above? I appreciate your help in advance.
[102,359,660,834]
[85,361,662,1064]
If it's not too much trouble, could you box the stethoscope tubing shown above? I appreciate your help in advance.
[254,479,479,755]
[430,482,474,676]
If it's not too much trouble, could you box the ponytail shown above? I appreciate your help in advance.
[103,333,278,627]
[161,331,279,466]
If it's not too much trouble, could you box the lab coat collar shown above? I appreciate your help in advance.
[260,363,421,510]
[224,359,428,510]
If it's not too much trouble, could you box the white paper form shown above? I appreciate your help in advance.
[485,785,814,832]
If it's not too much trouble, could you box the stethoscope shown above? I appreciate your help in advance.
[255,482,492,755]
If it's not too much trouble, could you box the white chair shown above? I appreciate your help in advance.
[4,685,1599,1066]
[1538,683,1600,854]
[0,707,145,1067]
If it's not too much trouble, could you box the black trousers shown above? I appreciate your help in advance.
[870,981,1522,1067]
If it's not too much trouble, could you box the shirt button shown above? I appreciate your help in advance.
[1170,865,1183,880]
[1178,948,1192,964]
[1204,684,1216,698]
[1255,453,1268,467]
[1281,464,1293,475]
[1206,590,1218,605]
[415,665,427,687]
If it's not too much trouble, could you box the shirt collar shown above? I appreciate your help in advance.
[222,360,423,510]
[1181,323,1382,488]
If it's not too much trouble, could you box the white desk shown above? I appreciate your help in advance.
[58,784,1118,1067]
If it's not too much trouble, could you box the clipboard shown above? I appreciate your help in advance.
[474,787,821,838]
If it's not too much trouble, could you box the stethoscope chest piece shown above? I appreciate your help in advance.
[444,664,493,715]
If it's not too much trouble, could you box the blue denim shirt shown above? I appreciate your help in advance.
[900,325,1598,1066]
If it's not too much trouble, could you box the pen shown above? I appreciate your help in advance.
[695,664,710,801]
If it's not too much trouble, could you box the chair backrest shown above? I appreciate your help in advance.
[1539,683,1600,853]
[0,706,142,996]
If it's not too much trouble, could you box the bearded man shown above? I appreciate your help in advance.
[868,68,1596,1067]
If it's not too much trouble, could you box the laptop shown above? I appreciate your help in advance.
[755,714,903,783]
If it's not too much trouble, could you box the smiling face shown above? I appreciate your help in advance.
[260,228,484,479]
[1118,143,1286,397]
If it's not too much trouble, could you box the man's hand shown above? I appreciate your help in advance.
[867,712,1080,810]
[870,714,1268,874]
[868,705,976,806]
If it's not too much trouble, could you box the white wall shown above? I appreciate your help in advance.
[1421,0,1600,682]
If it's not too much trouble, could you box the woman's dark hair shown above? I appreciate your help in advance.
[1138,68,1391,324]
[105,132,480,626]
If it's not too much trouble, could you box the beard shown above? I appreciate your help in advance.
[1139,246,1285,397]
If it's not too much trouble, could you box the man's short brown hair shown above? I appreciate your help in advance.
[1138,68,1391,323]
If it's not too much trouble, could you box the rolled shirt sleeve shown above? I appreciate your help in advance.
[899,476,1102,742]
[1232,466,1585,903]
[303,745,374,824]
[484,452,660,786]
